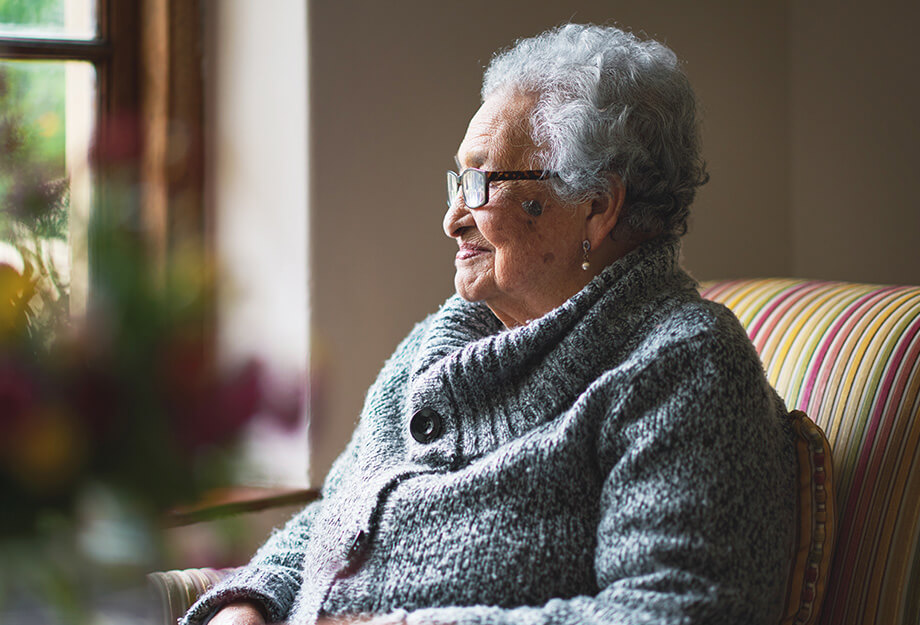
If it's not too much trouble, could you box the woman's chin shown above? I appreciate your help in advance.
[454,282,483,303]
[454,272,494,303]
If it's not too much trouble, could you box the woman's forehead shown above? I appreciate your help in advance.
[458,92,537,169]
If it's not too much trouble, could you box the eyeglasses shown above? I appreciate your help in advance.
[446,168,558,209]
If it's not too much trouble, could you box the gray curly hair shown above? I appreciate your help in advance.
[482,23,709,237]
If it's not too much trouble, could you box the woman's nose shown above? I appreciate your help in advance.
[443,194,473,238]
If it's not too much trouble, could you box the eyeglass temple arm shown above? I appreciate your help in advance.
[487,170,557,182]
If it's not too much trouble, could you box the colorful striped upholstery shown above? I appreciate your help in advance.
[702,279,920,625]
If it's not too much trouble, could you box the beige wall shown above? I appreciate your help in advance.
[307,0,918,482]
[207,0,310,485]
[790,0,920,284]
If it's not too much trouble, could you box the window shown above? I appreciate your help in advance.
[2,0,309,490]
[2,0,310,496]
[0,0,144,313]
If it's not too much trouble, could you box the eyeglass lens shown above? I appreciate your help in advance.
[461,170,486,208]
[446,169,488,208]
[446,171,459,207]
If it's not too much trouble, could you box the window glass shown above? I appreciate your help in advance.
[0,0,95,40]
[0,59,95,318]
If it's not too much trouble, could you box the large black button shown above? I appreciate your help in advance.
[410,408,443,444]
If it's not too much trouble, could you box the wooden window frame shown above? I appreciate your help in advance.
[0,0,142,239]
[0,0,207,287]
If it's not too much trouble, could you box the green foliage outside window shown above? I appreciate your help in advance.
[0,0,66,33]
[0,62,70,339]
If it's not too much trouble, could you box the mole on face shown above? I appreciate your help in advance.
[542,252,555,264]
[521,200,543,216]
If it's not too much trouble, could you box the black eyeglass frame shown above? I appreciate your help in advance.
[446,168,559,208]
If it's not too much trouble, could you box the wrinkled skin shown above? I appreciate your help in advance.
[444,90,628,328]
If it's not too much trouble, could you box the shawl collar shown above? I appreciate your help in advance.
[407,235,696,460]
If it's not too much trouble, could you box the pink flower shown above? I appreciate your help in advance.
[166,356,264,451]
[261,372,305,431]
[214,359,264,433]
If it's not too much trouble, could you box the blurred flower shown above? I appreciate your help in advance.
[164,354,282,452]
[55,335,120,439]
[0,75,306,604]
[157,330,213,399]
[3,404,86,496]
[186,359,263,450]
[0,262,33,339]
[90,111,141,164]
[262,371,306,432]
[0,62,312,625]
[0,359,35,436]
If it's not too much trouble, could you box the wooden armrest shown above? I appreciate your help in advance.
[165,487,320,527]
[147,566,240,625]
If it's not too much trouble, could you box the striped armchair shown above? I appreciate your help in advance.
[702,279,920,625]
[151,278,920,625]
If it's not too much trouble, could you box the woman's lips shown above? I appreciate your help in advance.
[456,243,490,260]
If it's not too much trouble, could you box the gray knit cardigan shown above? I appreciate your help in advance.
[184,236,796,625]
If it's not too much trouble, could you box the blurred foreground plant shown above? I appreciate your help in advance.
[0,63,302,622]
[1,230,301,537]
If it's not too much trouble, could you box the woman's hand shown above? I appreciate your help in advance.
[208,601,268,625]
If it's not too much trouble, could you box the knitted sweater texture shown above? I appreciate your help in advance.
[184,236,796,625]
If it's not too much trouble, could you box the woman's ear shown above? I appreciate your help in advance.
[585,177,625,250]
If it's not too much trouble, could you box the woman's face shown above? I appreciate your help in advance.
[443,92,592,327]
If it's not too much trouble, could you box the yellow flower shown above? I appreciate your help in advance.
[0,263,34,339]
[3,405,87,495]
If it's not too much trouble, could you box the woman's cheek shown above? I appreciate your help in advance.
[479,212,506,237]
[494,246,535,291]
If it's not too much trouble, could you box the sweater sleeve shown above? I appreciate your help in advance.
[180,317,435,625]
[387,326,797,625]
[179,425,365,625]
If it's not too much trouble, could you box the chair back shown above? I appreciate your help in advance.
[702,279,920,625]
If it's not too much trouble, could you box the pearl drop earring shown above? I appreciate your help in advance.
[581,240,591,271]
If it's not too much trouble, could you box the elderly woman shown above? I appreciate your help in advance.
[187,23,795,625]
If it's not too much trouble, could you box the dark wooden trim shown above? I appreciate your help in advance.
[91,0,143,273]
[83,0,139,298]
[0,37,110,61]
[97,0,142,147]
[164,488,321,527]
